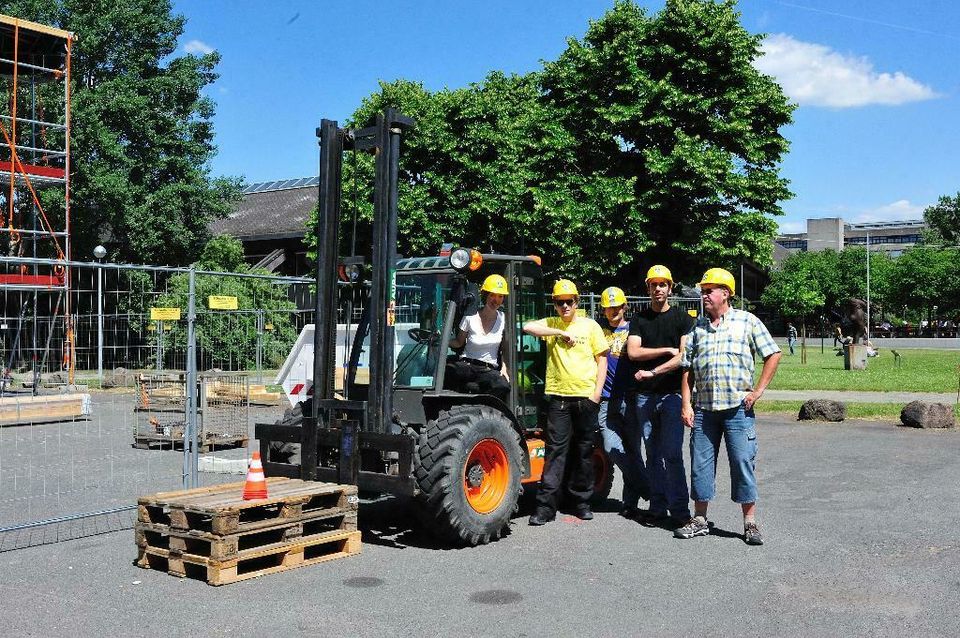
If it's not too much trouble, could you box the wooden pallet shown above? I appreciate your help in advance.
[138,477,359,535]
[135,507,357,561]
[136,529,361,586]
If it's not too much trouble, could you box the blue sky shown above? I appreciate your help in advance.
[172,0,960,234]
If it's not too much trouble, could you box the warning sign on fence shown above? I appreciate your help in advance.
[150,307,181,321]
[208,295,238,310]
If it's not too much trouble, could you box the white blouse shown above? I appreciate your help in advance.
[459,311,505,365]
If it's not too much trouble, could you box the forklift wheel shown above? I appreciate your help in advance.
[590,445,614,505]
[415,405,521,546]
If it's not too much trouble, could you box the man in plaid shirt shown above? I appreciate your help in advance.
[677,268,782,545]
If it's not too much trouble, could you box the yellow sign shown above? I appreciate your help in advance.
[150,307,181,321]
[208,295,238,310]
[147,323,173,331]
[687,309,698,318]
[264,323,274,331]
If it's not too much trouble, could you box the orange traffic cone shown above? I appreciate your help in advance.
[242,451,269,500]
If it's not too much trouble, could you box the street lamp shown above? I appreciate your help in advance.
[933,305,939,338]
[94,245,106,382]
[865,231,871,342]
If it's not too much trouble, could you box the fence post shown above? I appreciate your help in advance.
[256,309,264,384]
[97,263,104,382]
[183,266,199,488]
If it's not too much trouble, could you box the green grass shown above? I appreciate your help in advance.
[755,400,960,421]
[760,347,960,393]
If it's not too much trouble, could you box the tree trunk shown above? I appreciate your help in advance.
[801,318,807,365]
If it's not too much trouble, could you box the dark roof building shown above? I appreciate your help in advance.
[210,178,318,275]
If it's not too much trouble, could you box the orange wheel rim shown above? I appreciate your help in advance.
[464,438,509,514]
[592,449,608,491]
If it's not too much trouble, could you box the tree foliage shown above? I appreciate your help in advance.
[1,0,241,264]
[311,0,793,288]
[542,0,793,282]
[923,192,960,246]
[888,246,960,317]
[154,236,298,370]
[762,247,894,319]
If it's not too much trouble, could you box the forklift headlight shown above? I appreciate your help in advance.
[450,247,482,272]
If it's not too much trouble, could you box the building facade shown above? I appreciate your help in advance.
[776,217,926,258]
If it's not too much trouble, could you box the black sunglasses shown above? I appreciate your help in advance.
[554,298,577,307]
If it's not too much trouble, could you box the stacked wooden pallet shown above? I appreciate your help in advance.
[135,477,360,585]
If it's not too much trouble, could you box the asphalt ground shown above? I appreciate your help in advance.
[1,413,958,637]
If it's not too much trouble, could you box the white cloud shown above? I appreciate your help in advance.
[183,39,214,55]
[755,34,937,108]
[852,199,926,223]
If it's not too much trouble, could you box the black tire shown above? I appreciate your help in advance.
[414,405,522,546]
[590,440,614,505]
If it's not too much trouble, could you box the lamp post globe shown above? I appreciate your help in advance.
[93,245,107,260]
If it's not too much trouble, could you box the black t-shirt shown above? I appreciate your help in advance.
[628,305,695,393]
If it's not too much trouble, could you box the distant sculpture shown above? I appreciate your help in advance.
[840,298,868,344]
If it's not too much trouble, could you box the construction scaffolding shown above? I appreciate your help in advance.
[0,15,75,386]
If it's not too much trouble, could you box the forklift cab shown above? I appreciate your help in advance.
[350,251,548,433]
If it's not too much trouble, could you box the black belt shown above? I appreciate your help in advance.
[461,357,499,371]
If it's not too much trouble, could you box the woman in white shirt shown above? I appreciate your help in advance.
[448,274,511,402]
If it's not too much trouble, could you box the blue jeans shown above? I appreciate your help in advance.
[635,392,690,520]
[690,404,758,504]
[598,395,649,507]
[787,336,796,355]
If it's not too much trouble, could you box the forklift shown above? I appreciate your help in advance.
[256,110,612,546]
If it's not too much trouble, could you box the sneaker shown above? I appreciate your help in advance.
[674,515,710,539]
[744,521,764,545]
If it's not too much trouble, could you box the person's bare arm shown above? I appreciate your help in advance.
[523,320,574,345]
[591,351,608,403]
[743,351,782,410]
[635,334,687,381]
[449,328,467,350]
[626,334,677,361]
[681,369,695,428]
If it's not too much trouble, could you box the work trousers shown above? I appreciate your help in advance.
[448,360,510,402]
[535,395,598,516]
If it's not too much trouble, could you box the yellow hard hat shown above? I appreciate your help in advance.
[699,267,736,295]
[600,286,627,308]
[552,279,579,298]
[480,274,509,295]
[645,264,673,285]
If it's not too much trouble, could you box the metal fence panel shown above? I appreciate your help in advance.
[0,256,315,549]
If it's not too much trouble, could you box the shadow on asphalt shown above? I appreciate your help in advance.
[357,492,624,551]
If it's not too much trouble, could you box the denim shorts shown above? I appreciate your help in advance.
[689,404,758,504]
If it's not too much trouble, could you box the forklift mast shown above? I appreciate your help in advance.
[307,110,414,481]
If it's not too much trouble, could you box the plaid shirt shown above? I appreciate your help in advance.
[681,308,780,411]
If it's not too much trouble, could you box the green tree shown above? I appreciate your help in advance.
[762,252,826,318]
[154,236,298,370]
[541,0,794,281]
[312,1,794,288]
[923,192,960,245]
[888,247,954,320]
[1,0,242,264]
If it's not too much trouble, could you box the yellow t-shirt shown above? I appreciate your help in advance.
[537,316,609,397]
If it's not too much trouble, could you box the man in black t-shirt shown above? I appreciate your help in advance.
[627,265,695,527]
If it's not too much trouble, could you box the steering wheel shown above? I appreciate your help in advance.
[408,328,441,345]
